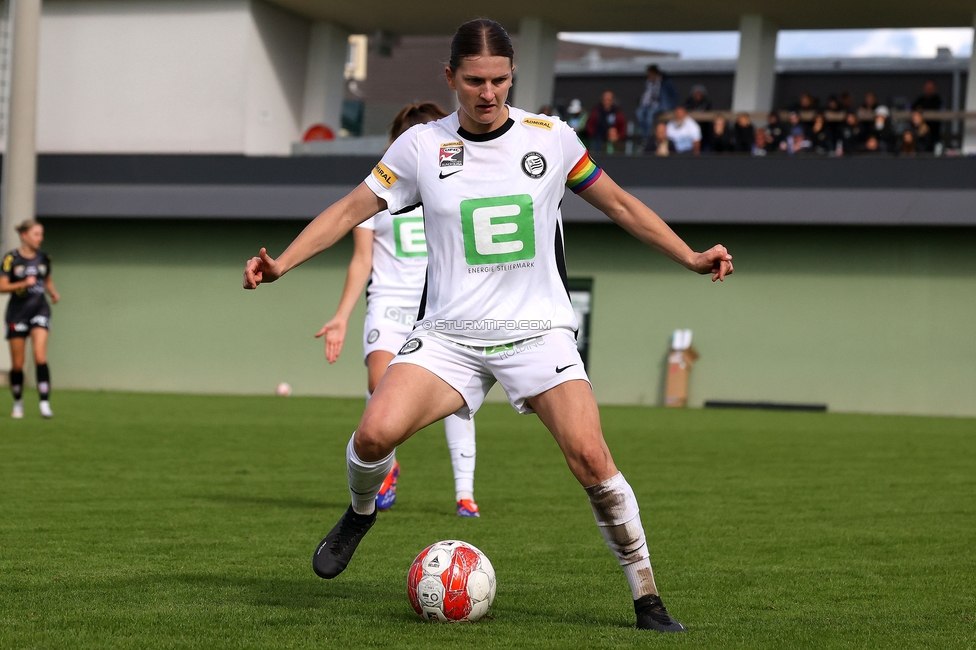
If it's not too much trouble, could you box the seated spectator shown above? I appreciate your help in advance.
[684,85,712,111]
[912,80,943,145]
[869,107,896,152]
[752,128,771,156]
[900,130,917,156]
[665,106,701,155]
[861,135,882,154]
[730,113,755,152]
[910,109,934,153]
[605,126,624,154]
[586,91,628,152]
[539,105,554,116]
[858,92,879,124]
[809,113,833,154]
[683,86,713,143]
[703,115,733,152]
[838,112,864,155]
[785,112,809,155]
[647,121,675,157]
[766,112,785,149]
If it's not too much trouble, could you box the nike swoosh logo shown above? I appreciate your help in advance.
[555,364,577,374]
[439,169,462,179]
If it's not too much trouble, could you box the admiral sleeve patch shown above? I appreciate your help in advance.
[372,162,398,189]
[522,117,553,131]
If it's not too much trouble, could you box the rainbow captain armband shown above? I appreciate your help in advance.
[566,153,603,194]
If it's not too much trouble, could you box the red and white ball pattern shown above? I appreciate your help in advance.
[407,540,496,622]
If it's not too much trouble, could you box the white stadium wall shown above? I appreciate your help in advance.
[36,0,309,155]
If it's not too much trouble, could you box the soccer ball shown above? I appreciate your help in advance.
[407,540,496,622]
[275,382,291,396]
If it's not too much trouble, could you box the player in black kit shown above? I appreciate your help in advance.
[1,220,60,418]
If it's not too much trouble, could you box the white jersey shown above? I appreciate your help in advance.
[357,205,427,306]
[363,107,603,346]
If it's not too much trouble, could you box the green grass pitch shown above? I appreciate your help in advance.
[2,391,975,649]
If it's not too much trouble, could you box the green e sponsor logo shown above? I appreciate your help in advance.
[393,216,427,257]
[460,195,535,266]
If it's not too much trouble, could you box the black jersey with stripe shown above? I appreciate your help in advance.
[3,249,51,321]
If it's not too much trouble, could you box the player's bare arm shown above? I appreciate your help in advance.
[315,227,375,363]
[45,275,60,304]
[243,182,385,289]
[578,173,734,281]
[0,275,36,292]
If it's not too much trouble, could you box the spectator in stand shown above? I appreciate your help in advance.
[766,112,785,150]
[636,65,679,141]
[704,115,733,152]
[794,93,819,129]
[838,111,865,155]
[809,113,833,154]
[858,92,879,124]
[586,91,628,153]
[862,135,882,154]
[900,130,917,156]
[648,121,675,157]
[824,96,844,142]
[752,128,771,156]
[869,107,896,152]
[684,85,711,111]
[564,99,586,132]
[539,105,554,116]
[839,92,854,113]
[910,109,934,153]
[785,112,809,155]
[665,106,701,155]
[730,113,755,152]
[912,80,943,145]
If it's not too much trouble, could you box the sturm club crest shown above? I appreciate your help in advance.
[398,338,423,355]
[521,152,547,179]
[367,329,380,344]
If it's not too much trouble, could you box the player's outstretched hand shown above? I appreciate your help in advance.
[693,244,734,282]
[315,318,347,364]
[243,248,280,289]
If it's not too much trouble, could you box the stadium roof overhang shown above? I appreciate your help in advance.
[264,0,976,33]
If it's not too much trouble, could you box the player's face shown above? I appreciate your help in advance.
[20,225,43,251]
[446,55,513,131]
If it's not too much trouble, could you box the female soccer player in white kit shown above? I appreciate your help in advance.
[315,103,480,517]
[245,19,733,632]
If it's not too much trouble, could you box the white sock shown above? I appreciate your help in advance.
[346,432,395,515]
[585,472,658,599]
[445,414,476,501]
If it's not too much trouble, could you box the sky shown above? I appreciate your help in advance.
[561,28,975,59]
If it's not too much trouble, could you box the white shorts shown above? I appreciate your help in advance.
[388,328,590,418]
[362,302,418,361]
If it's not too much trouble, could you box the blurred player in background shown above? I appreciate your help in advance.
[2,220,60,419]
[245,18,732,633]
[315,102,480,518]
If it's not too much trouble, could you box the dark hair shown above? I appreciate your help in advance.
[390,102,448,140]
[448,19,513,72]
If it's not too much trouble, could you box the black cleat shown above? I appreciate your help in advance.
[635,594,687,632]
[312,505,377,579]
